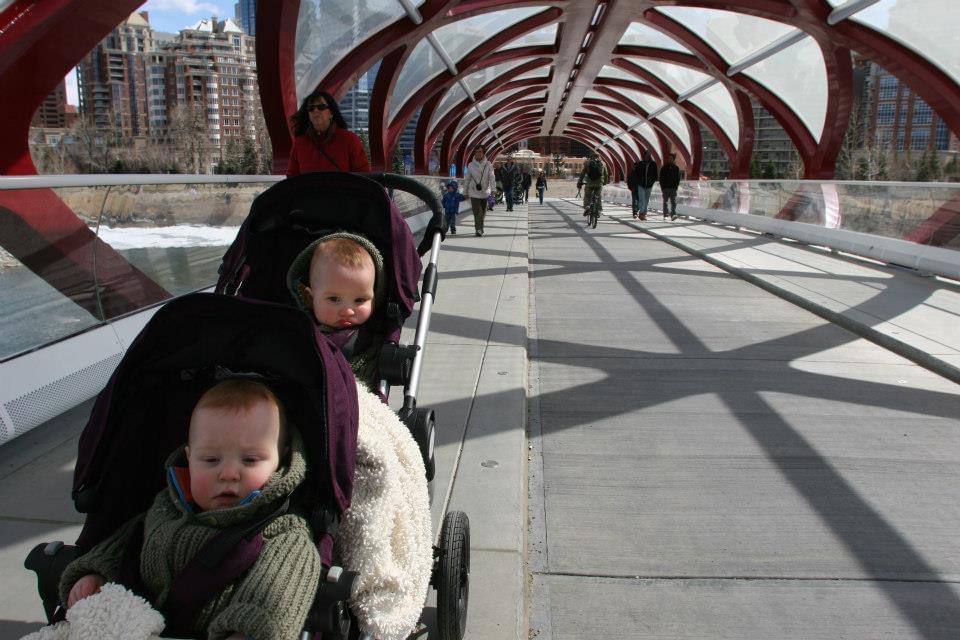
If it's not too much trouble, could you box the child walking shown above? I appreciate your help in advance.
[441,180,466,235]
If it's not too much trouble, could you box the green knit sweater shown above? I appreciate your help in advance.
[59,433,321,640]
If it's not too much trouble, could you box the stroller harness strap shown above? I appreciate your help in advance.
[115,497,290,636]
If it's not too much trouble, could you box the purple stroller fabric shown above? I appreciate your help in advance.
[72,293,358,550]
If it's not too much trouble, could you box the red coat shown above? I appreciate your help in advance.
[286,127,371,175]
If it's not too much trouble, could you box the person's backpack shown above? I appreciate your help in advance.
[587,158,602,181]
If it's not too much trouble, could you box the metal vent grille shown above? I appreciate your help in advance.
[3,354,122,444]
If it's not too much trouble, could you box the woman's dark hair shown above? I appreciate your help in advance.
[290,89,348,136]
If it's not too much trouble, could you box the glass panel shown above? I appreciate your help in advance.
[682,181,960,253]
[654,6,796,65]
[598,65,646,83]
[591,105,642,129]
[619,22,692,53]
[463,60,532,94]
[391,7,547,120]
[654,107,691,152]
[606,87,668,115]
[585,89,612,101]
[741,35,828,140]
[294,0,408,102]
[687,82,740,148]
[489,106,540,128]
[513,65,551,81]
[478,86,538,113]
[498,23,558,50]
[850,0,960,85]
[623,58,712,95]
[390,38,445,121]
[454,111,483,141]
[430,83,467,133]
[632,122,661,154]
[573,116,620,137]
[615,131,642,159]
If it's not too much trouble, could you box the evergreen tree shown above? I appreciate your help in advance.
[392,146,404,174]
[944,154,960,182]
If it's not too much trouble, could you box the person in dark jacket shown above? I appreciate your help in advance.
[535,171,547,205]
[659,153,682,220]
[501,157,521,211]
[521,169,532,203]
[633,150,658,220]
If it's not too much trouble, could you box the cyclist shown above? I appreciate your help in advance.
[577,151,609,222]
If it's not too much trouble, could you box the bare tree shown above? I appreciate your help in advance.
[167,103,210,173]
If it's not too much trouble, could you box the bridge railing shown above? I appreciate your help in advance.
[603,179,960,280]
[0,173,449,444]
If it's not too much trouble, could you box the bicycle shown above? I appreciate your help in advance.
[586,189,601,229]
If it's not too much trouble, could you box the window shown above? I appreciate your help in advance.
[911,129,929,150]
[878,75,898,100]
[913,101,933,125]
[935,120,950,150]
[876,103,894,125]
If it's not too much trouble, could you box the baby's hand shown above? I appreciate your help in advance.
[67,573,105,608]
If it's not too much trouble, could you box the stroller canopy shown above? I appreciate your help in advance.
[216,172,435,326]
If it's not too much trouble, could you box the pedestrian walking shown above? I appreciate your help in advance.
[633,150,658,220]
[659,153,682,221]
[501,157,521,212]
[462,145,495,236]
[535,171,547,205]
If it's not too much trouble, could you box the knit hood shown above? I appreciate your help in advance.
[164,428,308,528]
[287,231,386,331]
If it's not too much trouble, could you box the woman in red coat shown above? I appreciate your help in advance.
[287,90,371,175]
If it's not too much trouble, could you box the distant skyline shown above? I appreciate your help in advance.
[64,0,237,105]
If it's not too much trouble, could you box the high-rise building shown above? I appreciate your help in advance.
[163,16,260,147]
[76,11,155,137]
[339,62,380,137]
[75,11,264,161]
[235,0,256,37]
[31,80,69,128]
[863,60,959,154]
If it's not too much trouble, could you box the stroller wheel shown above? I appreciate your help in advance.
[437,510,470,640]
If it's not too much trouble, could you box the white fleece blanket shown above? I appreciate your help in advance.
[339,382,433,640]
[21,583,165,640]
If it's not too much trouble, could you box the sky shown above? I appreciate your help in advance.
[64,0,237,105]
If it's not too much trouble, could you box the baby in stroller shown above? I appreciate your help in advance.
[26,293,434,640]
[287,232,384,386]
[61,378,323,639]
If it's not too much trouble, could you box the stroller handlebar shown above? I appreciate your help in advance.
[358,173,445,256]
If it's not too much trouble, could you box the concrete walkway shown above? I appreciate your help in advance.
[529,198,960,639]
[2,195,960,640]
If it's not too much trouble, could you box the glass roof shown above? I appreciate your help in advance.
[741,35,828,140]
[513,65,552,81]
[605,87,667,115]
[654,107,691,152]
[431,83,467,133]
[498,23,558,51]
[618,22,692,54]
[283,0,960,177]
[597,65,645,83]
[654,6,796,65]
[851,0,960,85]
[294,0,416,101]
[622,58,712,95]
[390,7,547,120]
[686,82,739,148]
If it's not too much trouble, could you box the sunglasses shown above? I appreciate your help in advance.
[307,104,330,112]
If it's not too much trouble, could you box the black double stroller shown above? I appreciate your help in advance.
[25,173,470,640]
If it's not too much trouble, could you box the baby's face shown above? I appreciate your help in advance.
[186,399,281,511]
[307,255,375,329]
